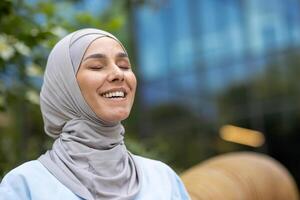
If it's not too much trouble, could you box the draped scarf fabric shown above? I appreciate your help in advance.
[38,28,141,200]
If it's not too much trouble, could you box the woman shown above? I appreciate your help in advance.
[0,28,190,200]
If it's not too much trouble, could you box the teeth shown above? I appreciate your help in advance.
[102,91,125,98]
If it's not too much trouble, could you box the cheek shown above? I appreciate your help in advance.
[77,72,107,105]
[128,72,137,91]
[81,73,106,89]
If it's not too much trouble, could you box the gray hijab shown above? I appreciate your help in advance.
[38,28,141,200]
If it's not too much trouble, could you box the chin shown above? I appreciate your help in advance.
[99,111,130,123]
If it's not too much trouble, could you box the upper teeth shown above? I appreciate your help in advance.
[103,91,125,98]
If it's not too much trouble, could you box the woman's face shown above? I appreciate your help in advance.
[76,37,137,123]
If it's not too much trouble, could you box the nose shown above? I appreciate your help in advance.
[107,65,124,82]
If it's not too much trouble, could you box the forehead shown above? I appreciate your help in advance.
[84,37,125,56]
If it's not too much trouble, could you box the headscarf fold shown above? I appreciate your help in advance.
[38,28,141,200]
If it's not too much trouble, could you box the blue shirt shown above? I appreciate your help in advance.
[0,155,190,200]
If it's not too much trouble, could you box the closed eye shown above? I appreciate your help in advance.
[117,60,131,70]
[118,65,131,70]
[89,65,103,70]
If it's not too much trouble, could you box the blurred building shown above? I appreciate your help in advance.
[132,0,300,185]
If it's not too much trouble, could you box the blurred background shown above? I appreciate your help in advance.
[0,0,299,190]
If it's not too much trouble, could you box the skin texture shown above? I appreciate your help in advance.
[76,37,137,123]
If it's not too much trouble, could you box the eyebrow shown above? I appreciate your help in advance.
[83,52,128,61]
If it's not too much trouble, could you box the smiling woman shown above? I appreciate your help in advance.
[0,28,190,200]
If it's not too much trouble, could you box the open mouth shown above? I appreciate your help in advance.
[101,90,127,99]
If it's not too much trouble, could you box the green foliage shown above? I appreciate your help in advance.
[0,0,129,178]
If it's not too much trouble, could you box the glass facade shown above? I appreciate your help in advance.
[133,0,300,184]
[135,0,300,102]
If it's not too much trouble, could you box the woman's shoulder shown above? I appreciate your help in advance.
[3,160,46,177]
[0,160,80,200]
[133,155,168,167]
[132,155,191,200]
[133,155,174,170]
[133,155,176,177]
